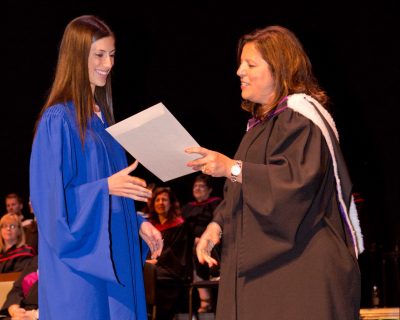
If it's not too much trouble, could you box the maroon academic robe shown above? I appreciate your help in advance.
[213,95,361,320]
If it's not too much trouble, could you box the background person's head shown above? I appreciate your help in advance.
[149,187,181,224]
[5,193,24,217]
[192,174,213,202]
[237,25,327,118]
[0,213,26,251]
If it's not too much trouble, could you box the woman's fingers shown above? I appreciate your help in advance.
[140,222,164,258]
[121,176,150,193]
[117,160,139,176]
[185,146,208,156]
[196,223,222,265]
[110,176,152,200]
[197,245,218,267]
[129,176,148,188]
[120,188,151,202]
[108,161,154,201]
[196,236,219,267]
[151,238,164,259]
[132,195,151,202]
[204,255,218,268]
[197,247,207,264]
[151,231,164,258]
[186,147,212,169]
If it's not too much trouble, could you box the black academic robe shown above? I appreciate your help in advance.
[154,219,193,282]
[183,197,222,238]
[0,245,35,274]
[213,100,361,319]
[1,255,38,315]
[183,197,222,279]
[23,220,38,254]
[151,218,194,319]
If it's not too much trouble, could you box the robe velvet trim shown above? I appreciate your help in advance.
[0,246,35,262]
[153,217,184,232]
[287,93,364,255]
[187,196,222,206]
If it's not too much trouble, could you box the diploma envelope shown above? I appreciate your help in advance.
[106,102,200,182]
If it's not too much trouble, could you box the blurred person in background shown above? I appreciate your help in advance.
[182,174,222,313]
[0,213,35,273]
[147,187,194,320]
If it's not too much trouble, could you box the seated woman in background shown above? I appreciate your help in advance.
[147,187,194,320]
[0,213,36,273]
[182,174,222,313]
[0,255,38,320]
[136,182,157,219]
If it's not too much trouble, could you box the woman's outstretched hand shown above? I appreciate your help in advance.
[140,221,163,259]
[196,222,222,268]
[108,161,152,202]
[185,146,234,178]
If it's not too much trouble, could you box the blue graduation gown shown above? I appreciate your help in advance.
[30,102,149,319]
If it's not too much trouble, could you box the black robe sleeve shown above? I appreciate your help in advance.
[240,110,332,270]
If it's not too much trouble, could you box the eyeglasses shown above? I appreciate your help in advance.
[1,224,17,230]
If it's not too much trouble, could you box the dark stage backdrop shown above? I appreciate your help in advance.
[4,0,399,307]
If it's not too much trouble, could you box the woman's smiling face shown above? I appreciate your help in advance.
[237,41,275,105]
[88,36,115,93]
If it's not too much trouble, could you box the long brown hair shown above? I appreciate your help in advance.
[34,15,115,142]
[237,25,328,118]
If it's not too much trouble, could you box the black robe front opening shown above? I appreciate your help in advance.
[213,107,361,320]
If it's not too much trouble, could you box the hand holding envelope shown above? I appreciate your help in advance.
[106,103,201,182]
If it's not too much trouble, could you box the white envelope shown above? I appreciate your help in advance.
[106,102,200,181]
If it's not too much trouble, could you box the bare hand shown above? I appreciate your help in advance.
[140,221,163,259]
[186,146,243,183]
[196,222,222,267]
[12,310,37,320]
[9,306,38,320]
[108,161,152,202]
[185,146,235,178]
[145,259,158,265]
[8,305,25,318]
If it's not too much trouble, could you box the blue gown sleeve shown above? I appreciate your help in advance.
[30,108,117,282]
